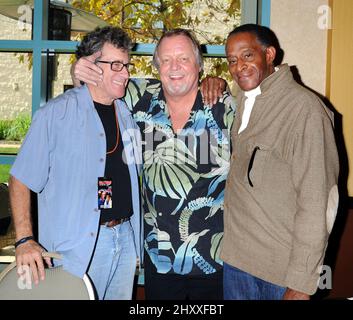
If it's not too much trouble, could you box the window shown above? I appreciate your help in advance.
[0,0,268,171]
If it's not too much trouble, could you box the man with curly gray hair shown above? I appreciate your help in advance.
[9,26,142,300]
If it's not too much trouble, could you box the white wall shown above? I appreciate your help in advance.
[270,0,329,96]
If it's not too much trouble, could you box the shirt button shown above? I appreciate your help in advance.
[90,232,95,237]
[94,208,98,212]
[100,133,104,137]
[99,158,104,162]
[158,212,162,216]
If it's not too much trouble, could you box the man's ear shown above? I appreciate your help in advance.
[265,46,276,65]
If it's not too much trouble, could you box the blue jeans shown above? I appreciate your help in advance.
[223,262,286,300]
[87,221,137,300]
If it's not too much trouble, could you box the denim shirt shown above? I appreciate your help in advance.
[10,85,142,278]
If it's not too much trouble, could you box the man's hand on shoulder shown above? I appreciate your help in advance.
[283,288,310,300]
[200,76,227,106]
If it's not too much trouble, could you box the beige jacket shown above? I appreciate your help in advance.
[221,64,339,295]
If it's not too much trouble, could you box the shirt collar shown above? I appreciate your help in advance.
[244,85,261,98]
[243,66,280,98]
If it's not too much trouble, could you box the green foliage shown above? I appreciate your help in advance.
[16,1,242,78]
[0,165,11,183]
[14,52,33,70]
[0,114,31,141]
[0,147,19,154]
[72,0,241,77]
[0,120,12,140]
[202,58,233,82]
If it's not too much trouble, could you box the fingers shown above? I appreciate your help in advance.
[72,54,103,87]
[212,82,221,105]
[15,241,46,286]
[33,254,46,284]
[200,76,225,106]
[210,77,227,105]
[90,50,102,62]
[283,288,310,300]
[216,78,227,98]
[200,76,209,105]
[43,256,52,268]
[29,258,40,285]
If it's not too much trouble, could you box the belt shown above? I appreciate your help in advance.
[100,217,130,227]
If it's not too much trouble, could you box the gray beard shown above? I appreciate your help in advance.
[165,82,189,95]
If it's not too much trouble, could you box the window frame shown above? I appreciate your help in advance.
[0,0,270,165]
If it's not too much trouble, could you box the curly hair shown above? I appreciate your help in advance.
[76,26,133,60]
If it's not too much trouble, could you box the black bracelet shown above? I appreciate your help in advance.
[15,236,35,248]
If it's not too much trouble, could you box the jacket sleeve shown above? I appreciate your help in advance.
[285,109,339,295]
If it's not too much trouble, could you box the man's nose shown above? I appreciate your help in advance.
[237,59,247,73]
[170,59,180,70]
[121,65,130,76]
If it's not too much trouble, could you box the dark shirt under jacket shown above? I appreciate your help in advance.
[94,101,133,222]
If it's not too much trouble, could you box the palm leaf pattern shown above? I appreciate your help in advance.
[193,248,216,273]
[173,230,209,274]
[143,138,200,200]
[125,79,236,276]
[210,232,223,265]
[144,227,174,274]
[124,79,146,111]
[144,193,157,226]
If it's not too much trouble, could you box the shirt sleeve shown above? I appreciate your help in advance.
[10,107,51,193]
[285,110,339,295]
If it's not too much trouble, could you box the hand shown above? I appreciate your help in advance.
[15,240,52,286]
[200,76,227,106]
[71,51,103,87]
[283,288,310,300]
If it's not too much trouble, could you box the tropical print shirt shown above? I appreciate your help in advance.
[125,78,236,276]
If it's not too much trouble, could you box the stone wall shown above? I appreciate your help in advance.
[0,15,32,119]
[0,15,73,120]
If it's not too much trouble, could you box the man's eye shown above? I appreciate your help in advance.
[244,53,253,59]
[228,59,237,65]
